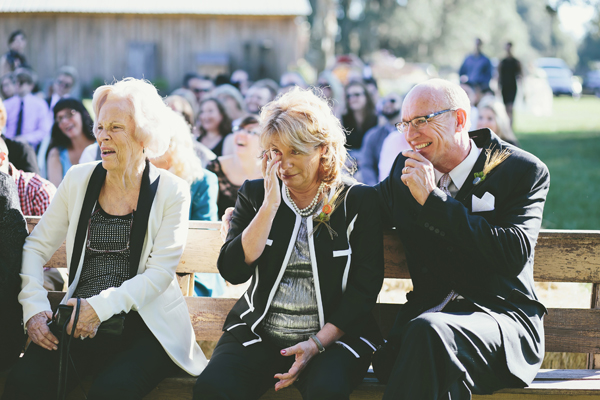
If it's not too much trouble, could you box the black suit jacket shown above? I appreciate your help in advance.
[218,179,384,356]
[376,128,549,385]
[0,172,28,371]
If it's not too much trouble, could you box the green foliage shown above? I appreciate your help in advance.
[331,0,580,71]
[515,96,600,229]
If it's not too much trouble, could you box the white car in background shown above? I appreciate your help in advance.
[535,57,581,97]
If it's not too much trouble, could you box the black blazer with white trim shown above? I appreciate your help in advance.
[218,179,384,357]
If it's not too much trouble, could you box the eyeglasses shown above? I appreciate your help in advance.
[395,109,457,133]
[56,109,78,124]
[191,88,212,94]
[346,92,364,99]
[56,79,73,89]
[86,208,134,253]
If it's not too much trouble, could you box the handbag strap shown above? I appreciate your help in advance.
[57,299,81,400]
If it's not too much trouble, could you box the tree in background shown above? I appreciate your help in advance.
[307,0,582,73]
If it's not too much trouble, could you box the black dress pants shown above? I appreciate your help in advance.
[2,312,179,400]
[194,331,371,400]
[383,302,516,400]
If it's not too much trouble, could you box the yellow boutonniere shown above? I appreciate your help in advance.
[473,147,511,185]
[312,185,346,240]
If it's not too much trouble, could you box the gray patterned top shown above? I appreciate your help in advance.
[259,217,320,348]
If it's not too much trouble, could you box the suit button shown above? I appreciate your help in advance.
[422,267,429,273]
[429,226,435,231]
[424,222,430,228]
[447,246,453,252]
[435,229,440,234]
[440,232,445,237]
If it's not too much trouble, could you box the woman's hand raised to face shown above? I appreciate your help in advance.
[262,153,281,212]
[27,311,59,351]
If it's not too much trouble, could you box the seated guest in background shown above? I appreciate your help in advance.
[212,84,247,156]
[196,97,232,157]
[212,83,246,125]
[230,69,250,96]
[341,81,378,155]
[170,87,199,122]
[360,92,404,186]
[245,79,278,115]
[1,73,17,100]
[0,136,55,217]
[149,106,221,297]
[477,97,520,147]
[207,115,262,219]
[1,97,39,174]
[186,73,215,105]
[373,79,548,399]
[278,71,307,95]
[460,83,479,128]
[317,71,345,118]
[0,169,28,372]
[45,66,78,110]
[45,99,96,187]
[0,30,30,76]
[150,111,218,222]
[3,68,52,150]
[3,78,207,400]
[194,88,384,399]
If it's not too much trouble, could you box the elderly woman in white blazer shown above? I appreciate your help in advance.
[3,78,206,400]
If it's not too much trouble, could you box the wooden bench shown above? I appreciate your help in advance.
[2,218,600,399]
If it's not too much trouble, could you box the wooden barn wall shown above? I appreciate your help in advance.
[0,13,302,93]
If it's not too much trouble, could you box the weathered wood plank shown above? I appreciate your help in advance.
[26,218,600,284]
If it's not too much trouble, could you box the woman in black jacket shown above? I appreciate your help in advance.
[194,88,384,399]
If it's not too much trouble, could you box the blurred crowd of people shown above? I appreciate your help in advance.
[0,29,521,234]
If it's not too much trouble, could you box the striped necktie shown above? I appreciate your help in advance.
[438,173,452,197]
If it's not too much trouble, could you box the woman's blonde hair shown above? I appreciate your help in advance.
[259,87,349,185]
[91,78,173,159]
[161,112,206,185]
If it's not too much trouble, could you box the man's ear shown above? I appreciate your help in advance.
[455,109,468,132]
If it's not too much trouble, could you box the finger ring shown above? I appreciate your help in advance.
[403,167,409,174]
[80,336,86,341]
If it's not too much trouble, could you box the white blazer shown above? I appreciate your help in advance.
[19,162,207,375]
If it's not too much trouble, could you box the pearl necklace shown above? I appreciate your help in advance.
[286,182,326,217]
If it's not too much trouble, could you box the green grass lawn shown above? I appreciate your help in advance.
[514,96,600,230]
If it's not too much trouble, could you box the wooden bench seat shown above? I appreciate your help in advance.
[2,218,599,399]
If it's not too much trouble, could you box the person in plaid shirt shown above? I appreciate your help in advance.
[0,136,56,217]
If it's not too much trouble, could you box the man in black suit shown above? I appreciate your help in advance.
[374,79,549,399]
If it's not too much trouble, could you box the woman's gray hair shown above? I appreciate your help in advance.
[91,78,174,158]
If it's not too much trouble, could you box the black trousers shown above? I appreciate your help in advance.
[194,331,371,400]
[2,312,179,400]
[383,301,516,400]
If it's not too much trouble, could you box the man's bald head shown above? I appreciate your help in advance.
[404,79,472,132]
